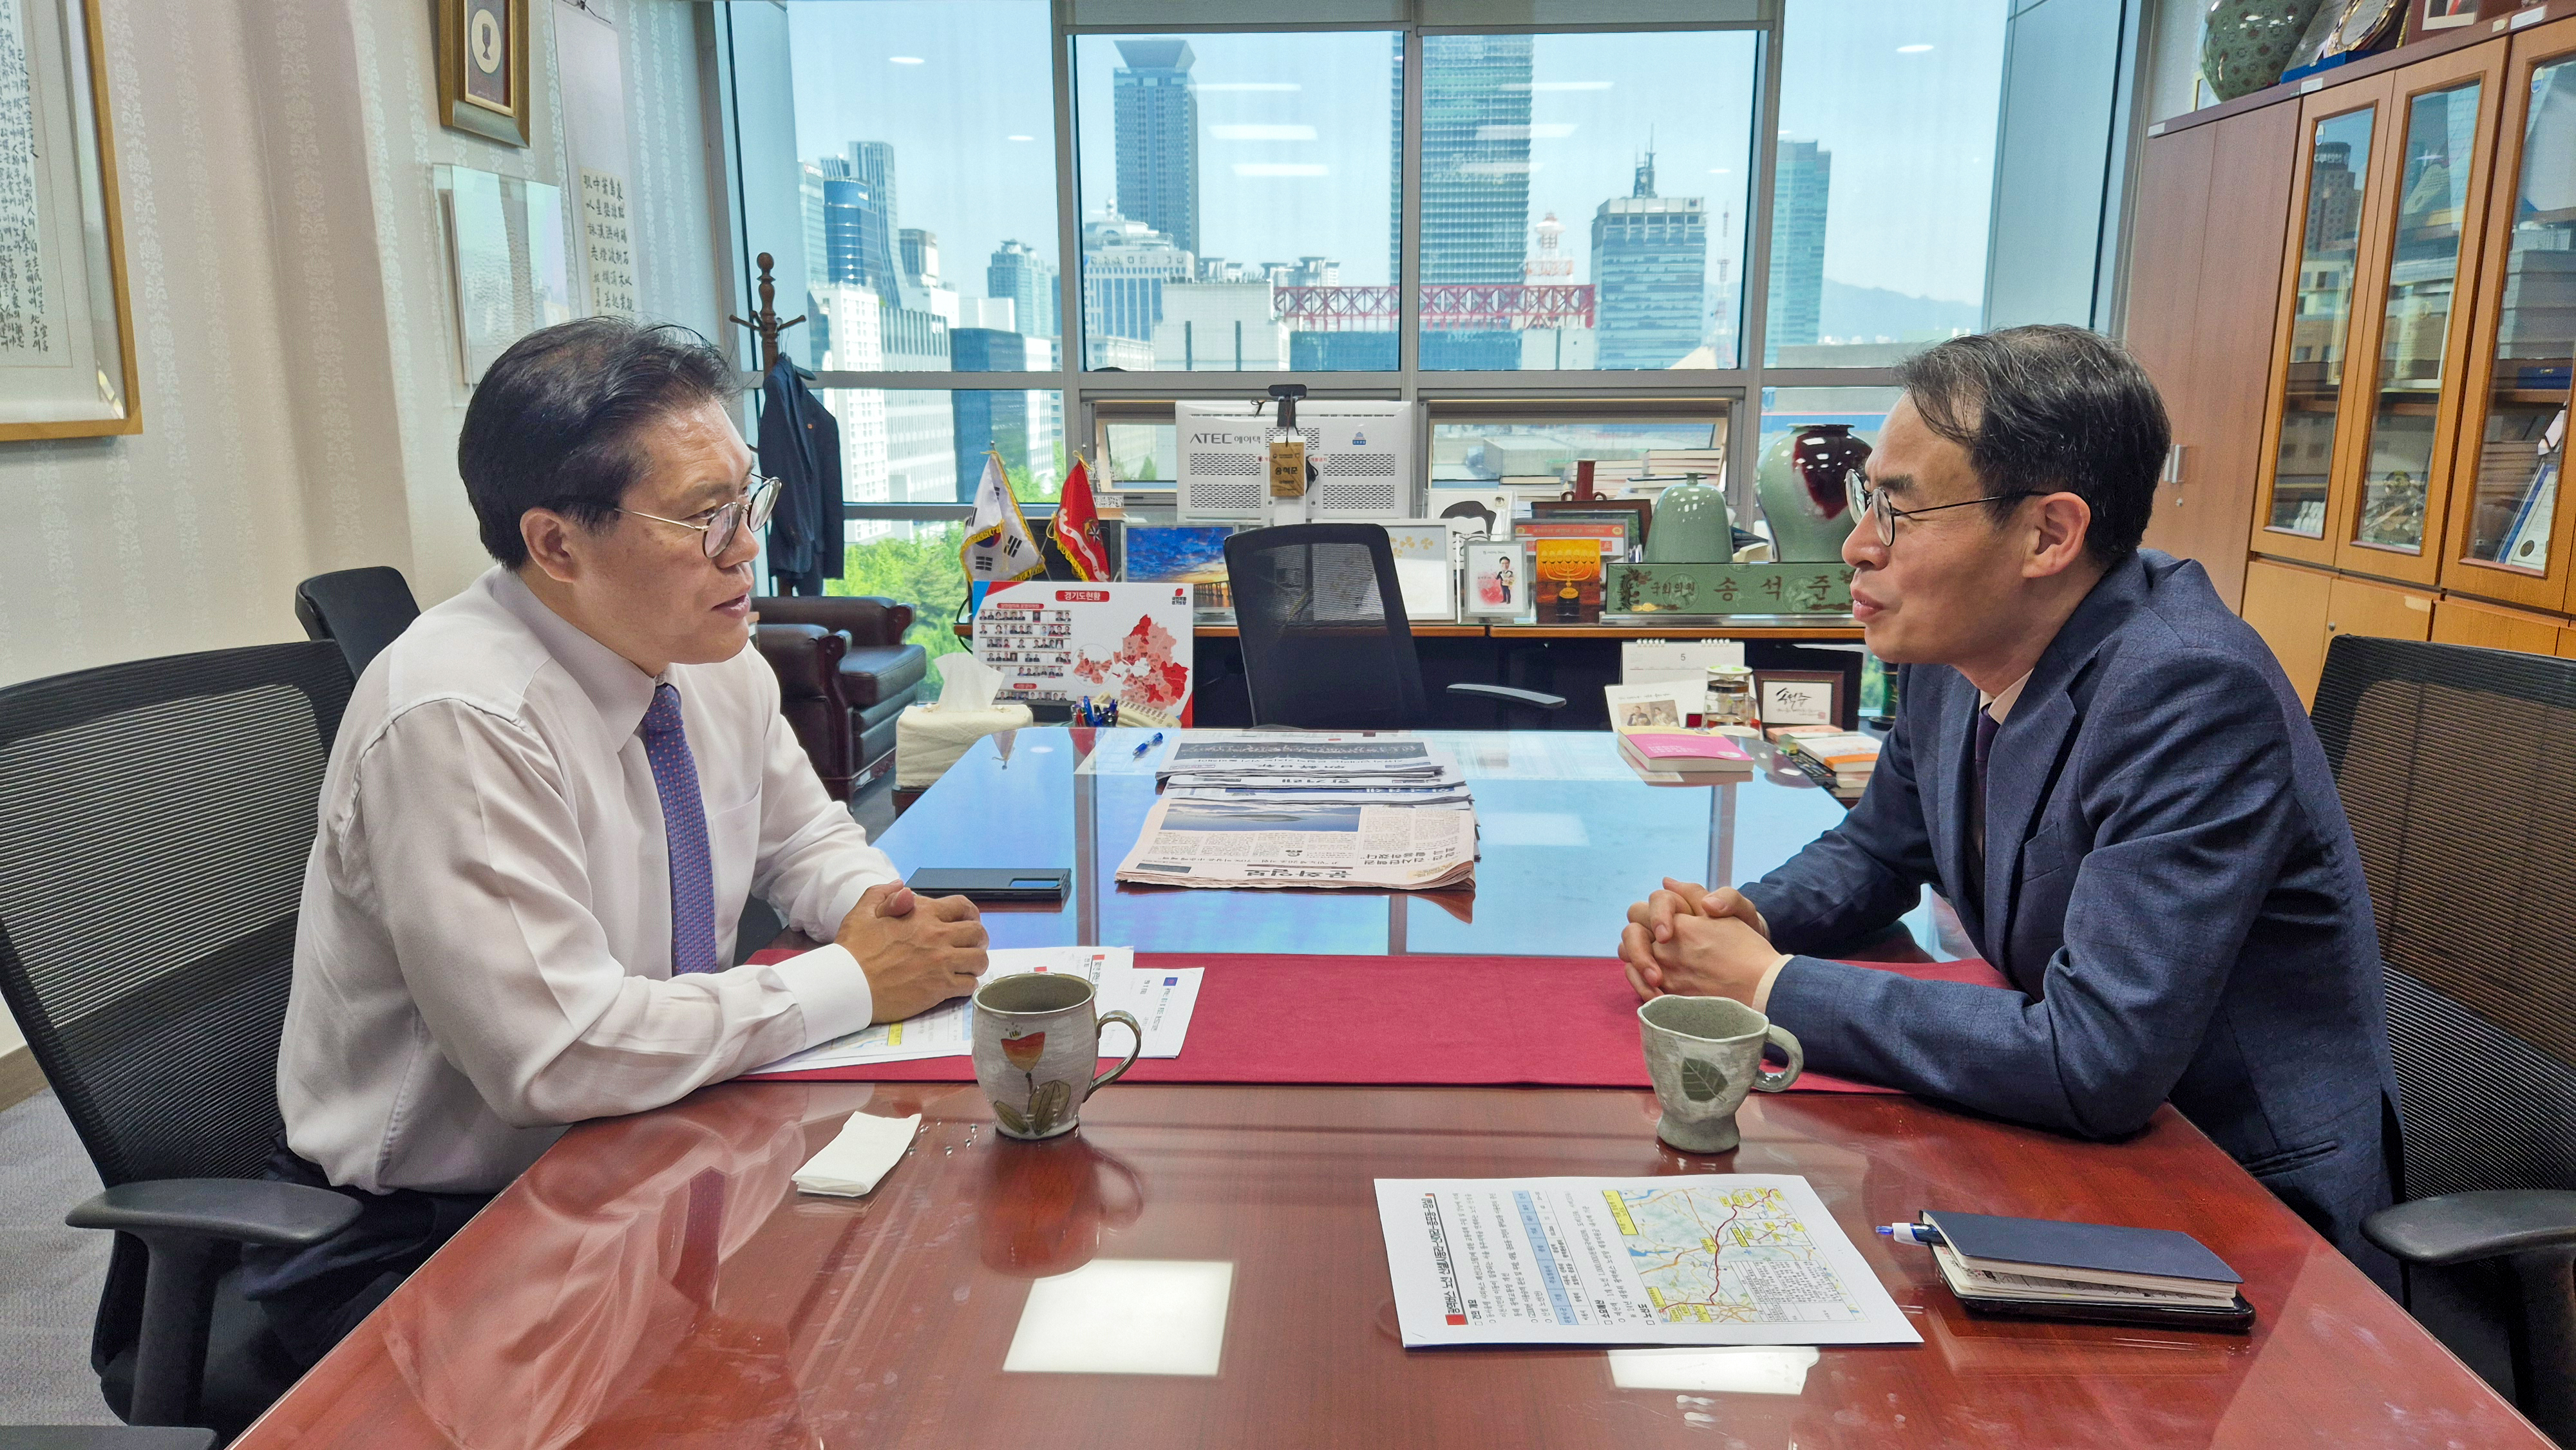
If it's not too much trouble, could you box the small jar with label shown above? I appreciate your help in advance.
[1703,664,1755,728]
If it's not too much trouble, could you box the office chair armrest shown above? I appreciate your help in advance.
[68,1179,360,1249]
[2363,1190,2576,1266]
[1444,683,1567,710]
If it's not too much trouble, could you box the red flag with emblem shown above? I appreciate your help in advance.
[1049,457,1112,583]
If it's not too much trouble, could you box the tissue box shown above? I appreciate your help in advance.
[898,701,1034,789]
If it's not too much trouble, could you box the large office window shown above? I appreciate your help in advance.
[1767,1,2009,366]
[1416,32,1757,373]
[1072,31,1400,372]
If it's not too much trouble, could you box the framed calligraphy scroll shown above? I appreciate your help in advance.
[0,0,138,440]
[437,0,532,147]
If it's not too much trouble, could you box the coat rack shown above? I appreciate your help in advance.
[729,252,806,375]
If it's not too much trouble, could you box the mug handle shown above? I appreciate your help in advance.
[1752,1024,1803,1092]
[1086,1010,1144,1099]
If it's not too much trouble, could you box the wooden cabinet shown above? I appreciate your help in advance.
[2439,14,2576,613]
[2133,107,2299,611]
[2431,595,2566,652]
[2325,572,2438,648]
[2239,558,2336,703]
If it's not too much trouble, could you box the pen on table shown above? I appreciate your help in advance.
[1132,730,1166,758]
[1877,1222,1946,1247]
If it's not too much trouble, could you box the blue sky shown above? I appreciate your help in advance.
[784,0,2005,310]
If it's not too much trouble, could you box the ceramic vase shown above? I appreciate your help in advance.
[2200,0,2326,102]
[1757,424,1871,563]
[1641,475,1734,563]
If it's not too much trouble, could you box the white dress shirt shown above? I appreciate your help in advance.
[279,567,894,1194]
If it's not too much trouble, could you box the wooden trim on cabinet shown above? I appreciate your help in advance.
[2431,594,2568,652]
[2439,13,2576,612]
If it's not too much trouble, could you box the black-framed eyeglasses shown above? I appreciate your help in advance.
[620,475,782,561]
[1843,469,2043,548]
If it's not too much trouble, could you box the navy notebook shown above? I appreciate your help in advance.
[1921,1210,2242,1286]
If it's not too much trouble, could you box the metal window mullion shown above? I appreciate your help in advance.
[1052,0,1087,466]
[1738,10,1788,518]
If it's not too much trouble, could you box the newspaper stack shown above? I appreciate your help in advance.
[1117,737,1477,891]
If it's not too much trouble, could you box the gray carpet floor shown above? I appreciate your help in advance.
[0,1086,115,1425]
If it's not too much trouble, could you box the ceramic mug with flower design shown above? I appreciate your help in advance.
[971,972,1144,1140]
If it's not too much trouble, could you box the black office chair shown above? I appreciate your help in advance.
[2307,636,2576,1442]
[0,643,365,1437]
[1222,523,1564,728]
[291,566,419,682]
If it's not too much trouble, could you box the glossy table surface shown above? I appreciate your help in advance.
[869,727,1961,959]
[229,730,2541,1449]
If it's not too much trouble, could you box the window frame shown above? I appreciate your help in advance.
[708,0,2043,531]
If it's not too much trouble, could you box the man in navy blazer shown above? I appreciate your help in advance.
[1622,326,2399,1286]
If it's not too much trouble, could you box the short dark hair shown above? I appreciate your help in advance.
[458,318,735,567]
[1894,325,2168,567]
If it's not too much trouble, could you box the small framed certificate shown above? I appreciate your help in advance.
[1753,670,1842,728]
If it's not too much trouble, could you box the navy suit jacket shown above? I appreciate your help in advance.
[1747,551,2398,1278]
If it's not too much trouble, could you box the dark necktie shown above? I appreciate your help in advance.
[640,683,718,975]
[1965,706,2000,903]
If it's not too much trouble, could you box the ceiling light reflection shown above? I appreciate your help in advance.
[1607,1346,1821,1395]
[1003,1260,1235,1377]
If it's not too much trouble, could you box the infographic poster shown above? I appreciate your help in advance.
[976,582,1197,726]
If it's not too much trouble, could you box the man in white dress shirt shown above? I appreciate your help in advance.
[241,319,987,1364]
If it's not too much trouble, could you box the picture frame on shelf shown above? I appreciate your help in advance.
[1428,487,1516,540]
[1513,515,1634,563]
[1752,670,1843,729]
[1461,539,1532,621]
[1533,496,1654,548]
[438,0,533,146]
[1383,520,1460,623]
[0,0,140,440]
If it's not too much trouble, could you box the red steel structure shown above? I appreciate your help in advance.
[1274,284,1595,332]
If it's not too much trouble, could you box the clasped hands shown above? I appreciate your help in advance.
[835,880,989,1022]
[1619,877,1793,1008]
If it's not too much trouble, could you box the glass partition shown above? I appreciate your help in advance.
[2353,81,2482,555]
[2462,56,2576,573]
[2266,106,2377,540]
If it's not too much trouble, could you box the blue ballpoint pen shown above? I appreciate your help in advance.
[1132,730,1165,758]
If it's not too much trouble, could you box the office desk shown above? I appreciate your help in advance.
[228,730,2543,1449]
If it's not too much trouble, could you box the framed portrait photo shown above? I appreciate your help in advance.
[439,0,532,147]
[1461,539,1531,621]
[0,0,140,440]
[1752,670,1844,728]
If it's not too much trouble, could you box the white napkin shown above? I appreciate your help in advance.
[932,652,1003,710]
[792,1111,921,1198]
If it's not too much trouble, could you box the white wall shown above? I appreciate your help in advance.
[0,0,727,1060]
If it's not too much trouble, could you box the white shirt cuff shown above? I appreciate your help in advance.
[767,943,875,1047]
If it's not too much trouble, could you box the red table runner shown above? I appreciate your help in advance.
[742,952,2009,1093]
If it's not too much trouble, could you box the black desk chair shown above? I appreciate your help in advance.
[2308,636,2576,1442]
[291,567,419,682]
[1222,523,1564,728]
[0,644,364,1437]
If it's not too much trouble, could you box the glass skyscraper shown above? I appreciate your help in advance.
[1416,33,1531,369]
[1591,153,1707,370]
[1765,138,1830,362]
[988,240,1059,339]
[1112,39,1200,259]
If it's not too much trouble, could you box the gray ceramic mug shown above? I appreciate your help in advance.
[972,972,1143,1140]
[1637,995,1803,1153]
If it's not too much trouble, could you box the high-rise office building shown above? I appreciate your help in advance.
[1082,208,1193,361]
[900,229,939,288]
[799,161,832,368]
[989,240,1059,339]
[819,147,900,297]
[1113,39,1198,259]
[1416,33,1532,369]
[1591,151,1706,371]
[1765,138,1830,362]
[951,329,1057,501]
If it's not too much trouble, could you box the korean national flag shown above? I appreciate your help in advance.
[960,453,1044,612]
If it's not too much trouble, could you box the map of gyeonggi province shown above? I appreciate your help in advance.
[1607,1183,1869,1327]
[1374,1175,1919,1348]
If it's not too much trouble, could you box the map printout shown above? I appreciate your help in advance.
[1374,1175,1920,1347]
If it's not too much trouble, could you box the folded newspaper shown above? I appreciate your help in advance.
[1120,737,1477,890]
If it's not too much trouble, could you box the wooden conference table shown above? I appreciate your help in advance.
[232,730,2544,1449]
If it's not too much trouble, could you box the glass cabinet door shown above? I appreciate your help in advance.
[2260,104,2377,554]
[2349,62,2483,585]
[2449,30,2576,608]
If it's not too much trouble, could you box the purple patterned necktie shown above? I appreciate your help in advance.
[640,683,718,975]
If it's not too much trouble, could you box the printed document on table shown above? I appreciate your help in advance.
[1374,1175,1920,1348]
[755,947,1200,1073]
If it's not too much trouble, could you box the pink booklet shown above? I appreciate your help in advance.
[1620,730,1752,764]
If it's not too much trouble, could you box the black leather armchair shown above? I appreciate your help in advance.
[750,596,927,798]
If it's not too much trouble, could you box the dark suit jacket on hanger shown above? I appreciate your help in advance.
[1744,549,2400,1286]
[758,354,843,595]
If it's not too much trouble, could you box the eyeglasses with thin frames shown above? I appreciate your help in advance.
[619,475,784,561]
[1842,469,2044,549]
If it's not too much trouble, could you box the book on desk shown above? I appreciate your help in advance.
[1911,1209,2255,1332]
